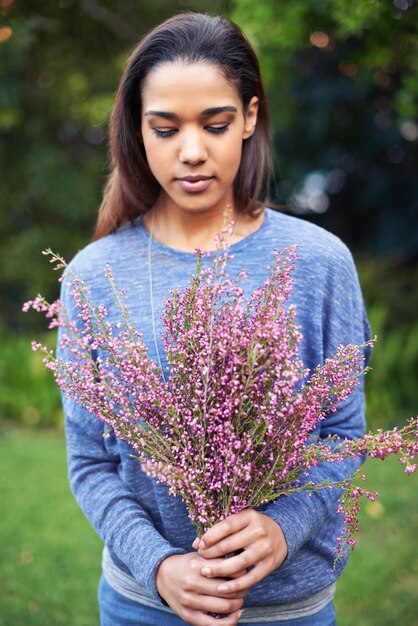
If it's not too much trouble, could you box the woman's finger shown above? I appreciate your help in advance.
[200,548,256,579]
[182,608,243,626]
[182,592,244,614]
[215,561,268,594]
[198,525,253,559]
[185,570,247,598]
[196,511,251,550]
[229,568,248,579]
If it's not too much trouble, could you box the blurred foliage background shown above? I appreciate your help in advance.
[1,0,417,429]
[0,2,417,625]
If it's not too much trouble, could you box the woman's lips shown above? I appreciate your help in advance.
[176,176,214,193]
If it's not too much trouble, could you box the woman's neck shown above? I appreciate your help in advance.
[144,200,264,253]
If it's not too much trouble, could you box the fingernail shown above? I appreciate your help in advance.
[199,539,206,549]
[218,584,229,592]
[201,567,212,576]
[192,538,199,549]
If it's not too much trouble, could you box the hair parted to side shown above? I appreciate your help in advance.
[94,12,273,240]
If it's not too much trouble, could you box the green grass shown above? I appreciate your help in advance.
[0,429,417,625]
[335,457,418,626]
[0,429,102,626]
[0,334,63,428]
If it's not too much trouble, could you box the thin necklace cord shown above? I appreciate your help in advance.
[147,207,240,384]
[147,212,167,383]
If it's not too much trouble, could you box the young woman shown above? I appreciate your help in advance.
[61,12,370,626]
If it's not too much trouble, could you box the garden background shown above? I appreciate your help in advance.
[0,0,417,624]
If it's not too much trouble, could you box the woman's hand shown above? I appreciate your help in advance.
[156,552,246,626]
[192,509,288,595]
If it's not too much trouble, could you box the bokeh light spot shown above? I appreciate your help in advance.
[310,31,330,49]
[20,550,34,564]
[0,26,12,42]
[374,71,391,88]
[393,0,411,10]
[387,145,405,164]
[365,500,384,518]
[400,120,418,142]
[339,60,358,78]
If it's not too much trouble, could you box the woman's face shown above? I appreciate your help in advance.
[140,60,258,217]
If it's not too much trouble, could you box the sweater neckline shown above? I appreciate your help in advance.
[134,208,271,258]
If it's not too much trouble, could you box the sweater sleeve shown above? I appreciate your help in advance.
[58,268,186,600]
[262,243,371,559]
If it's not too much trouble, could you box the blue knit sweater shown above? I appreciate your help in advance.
[60,208,370,607]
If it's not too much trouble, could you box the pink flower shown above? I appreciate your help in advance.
[25,247,418,557]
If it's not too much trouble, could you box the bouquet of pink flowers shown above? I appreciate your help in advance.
[24,246,417,560]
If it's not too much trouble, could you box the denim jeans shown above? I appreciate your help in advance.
[98,575,337,626]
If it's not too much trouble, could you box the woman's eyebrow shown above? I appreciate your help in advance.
[144,105,238,120]
[144,110,178,120]
[201,106,238,116]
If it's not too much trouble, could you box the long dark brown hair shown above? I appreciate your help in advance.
[94,12,273,240]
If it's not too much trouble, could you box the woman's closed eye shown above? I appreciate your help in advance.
[152,124,230,139]
[206,124,230,135]
[152,128,177,138]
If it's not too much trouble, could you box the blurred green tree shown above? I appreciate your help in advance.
[232,0,418,257]
[231,0,418,427]
[0,0,232,331]
[0,0,417,427]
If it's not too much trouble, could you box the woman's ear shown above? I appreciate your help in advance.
[242,96,259,140]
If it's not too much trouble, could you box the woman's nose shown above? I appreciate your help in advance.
[179,131,208,165]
